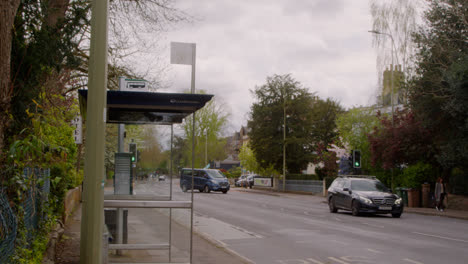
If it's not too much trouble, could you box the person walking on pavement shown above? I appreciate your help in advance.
[435,177,447,211]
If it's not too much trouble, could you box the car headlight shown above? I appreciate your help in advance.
[395,198,402,205]
[359,196,373,204]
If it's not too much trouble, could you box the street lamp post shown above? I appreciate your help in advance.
[283,90,286,192]
[369,30,399,190]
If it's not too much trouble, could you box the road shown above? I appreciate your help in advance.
[135,178,468,264]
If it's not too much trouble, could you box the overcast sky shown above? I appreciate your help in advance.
[154,0,379,134]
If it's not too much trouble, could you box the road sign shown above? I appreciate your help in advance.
[119,77,148,92]
[71,115,82,144]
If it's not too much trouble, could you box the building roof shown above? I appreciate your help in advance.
[78,90,213,125]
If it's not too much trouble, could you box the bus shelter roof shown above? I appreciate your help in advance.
[78,89,213,125]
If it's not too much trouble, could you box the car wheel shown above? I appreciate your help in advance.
[351,200,360,216]
[392,213,401,218]
[203,185,211,193]
[329,197,338,213]
[222,190,228,194]
[181,184,187,192]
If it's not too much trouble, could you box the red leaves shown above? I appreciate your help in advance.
[368,109,433,169]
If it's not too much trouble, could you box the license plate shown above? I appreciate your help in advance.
[379,206,392,210]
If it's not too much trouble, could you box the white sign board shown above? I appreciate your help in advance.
[170,42,195,65]
[119,77,148,92]
[254,177,273,187]
[71,116,82,144]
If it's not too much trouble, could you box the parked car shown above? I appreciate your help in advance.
[327,175,404,218]
[180,168,230,193]
[235,175,248,187]
[158,175,166,181]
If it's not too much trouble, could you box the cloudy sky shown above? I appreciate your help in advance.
[154,0,380,134]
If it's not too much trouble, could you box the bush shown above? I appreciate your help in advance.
[450,167,468,195]
[401,162,435,189]
[224,166,242,178]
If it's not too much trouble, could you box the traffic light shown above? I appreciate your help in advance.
[129,143,137,162]
[353,150,361,168]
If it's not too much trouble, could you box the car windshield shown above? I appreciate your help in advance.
[350,179,389,192]
[206,170,225,179]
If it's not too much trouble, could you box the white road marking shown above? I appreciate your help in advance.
[328,257,351,264]
[366,248,382,253]
[413,232,468,243]
[403,258,424,264]
[307,258,326,264]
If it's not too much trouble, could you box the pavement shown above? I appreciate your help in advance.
[55,186,468,264]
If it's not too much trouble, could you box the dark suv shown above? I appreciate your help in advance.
[180,168,230,193]
[327,176,403,218]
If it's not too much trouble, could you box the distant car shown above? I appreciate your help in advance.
[180,168,230,193]
[158,175,166,181]
[235,175,248,187]
[327,175,404,218]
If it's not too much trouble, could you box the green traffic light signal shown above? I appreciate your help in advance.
[353,150,361,168]
[131,156,135,162]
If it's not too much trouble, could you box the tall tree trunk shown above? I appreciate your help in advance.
[0,0,21,156]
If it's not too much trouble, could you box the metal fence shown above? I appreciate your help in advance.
[0,168,50,262]
[278,180,324,194]
[0,189,17,263]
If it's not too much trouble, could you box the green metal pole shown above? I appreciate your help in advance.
[80,0,109,263]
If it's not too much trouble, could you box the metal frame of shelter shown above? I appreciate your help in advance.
[78,90,213,263]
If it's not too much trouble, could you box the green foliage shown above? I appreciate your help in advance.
[183,92,229,168]
[10,0,89,134]
[249,74,317,173]
[401,162,435,189]
[225,166,242,179]
[336,107,380,172]
[410,0,468,170]
[238,144,260,173]
[2,92,79,262]
[449,168,468,195]
[9,192,57,264]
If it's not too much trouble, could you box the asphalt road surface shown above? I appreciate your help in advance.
[134,178,468,264]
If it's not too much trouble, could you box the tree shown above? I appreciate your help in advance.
[238,144,260,174]
[309,97,344,177]
[0,0,188,156]
[0,0,21,155]
[183,92,229,168]
[368,109,434,170]
[370,0,420,103]
[248,74,317,173]
[410,0,468,171]
[336,107,380,172]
